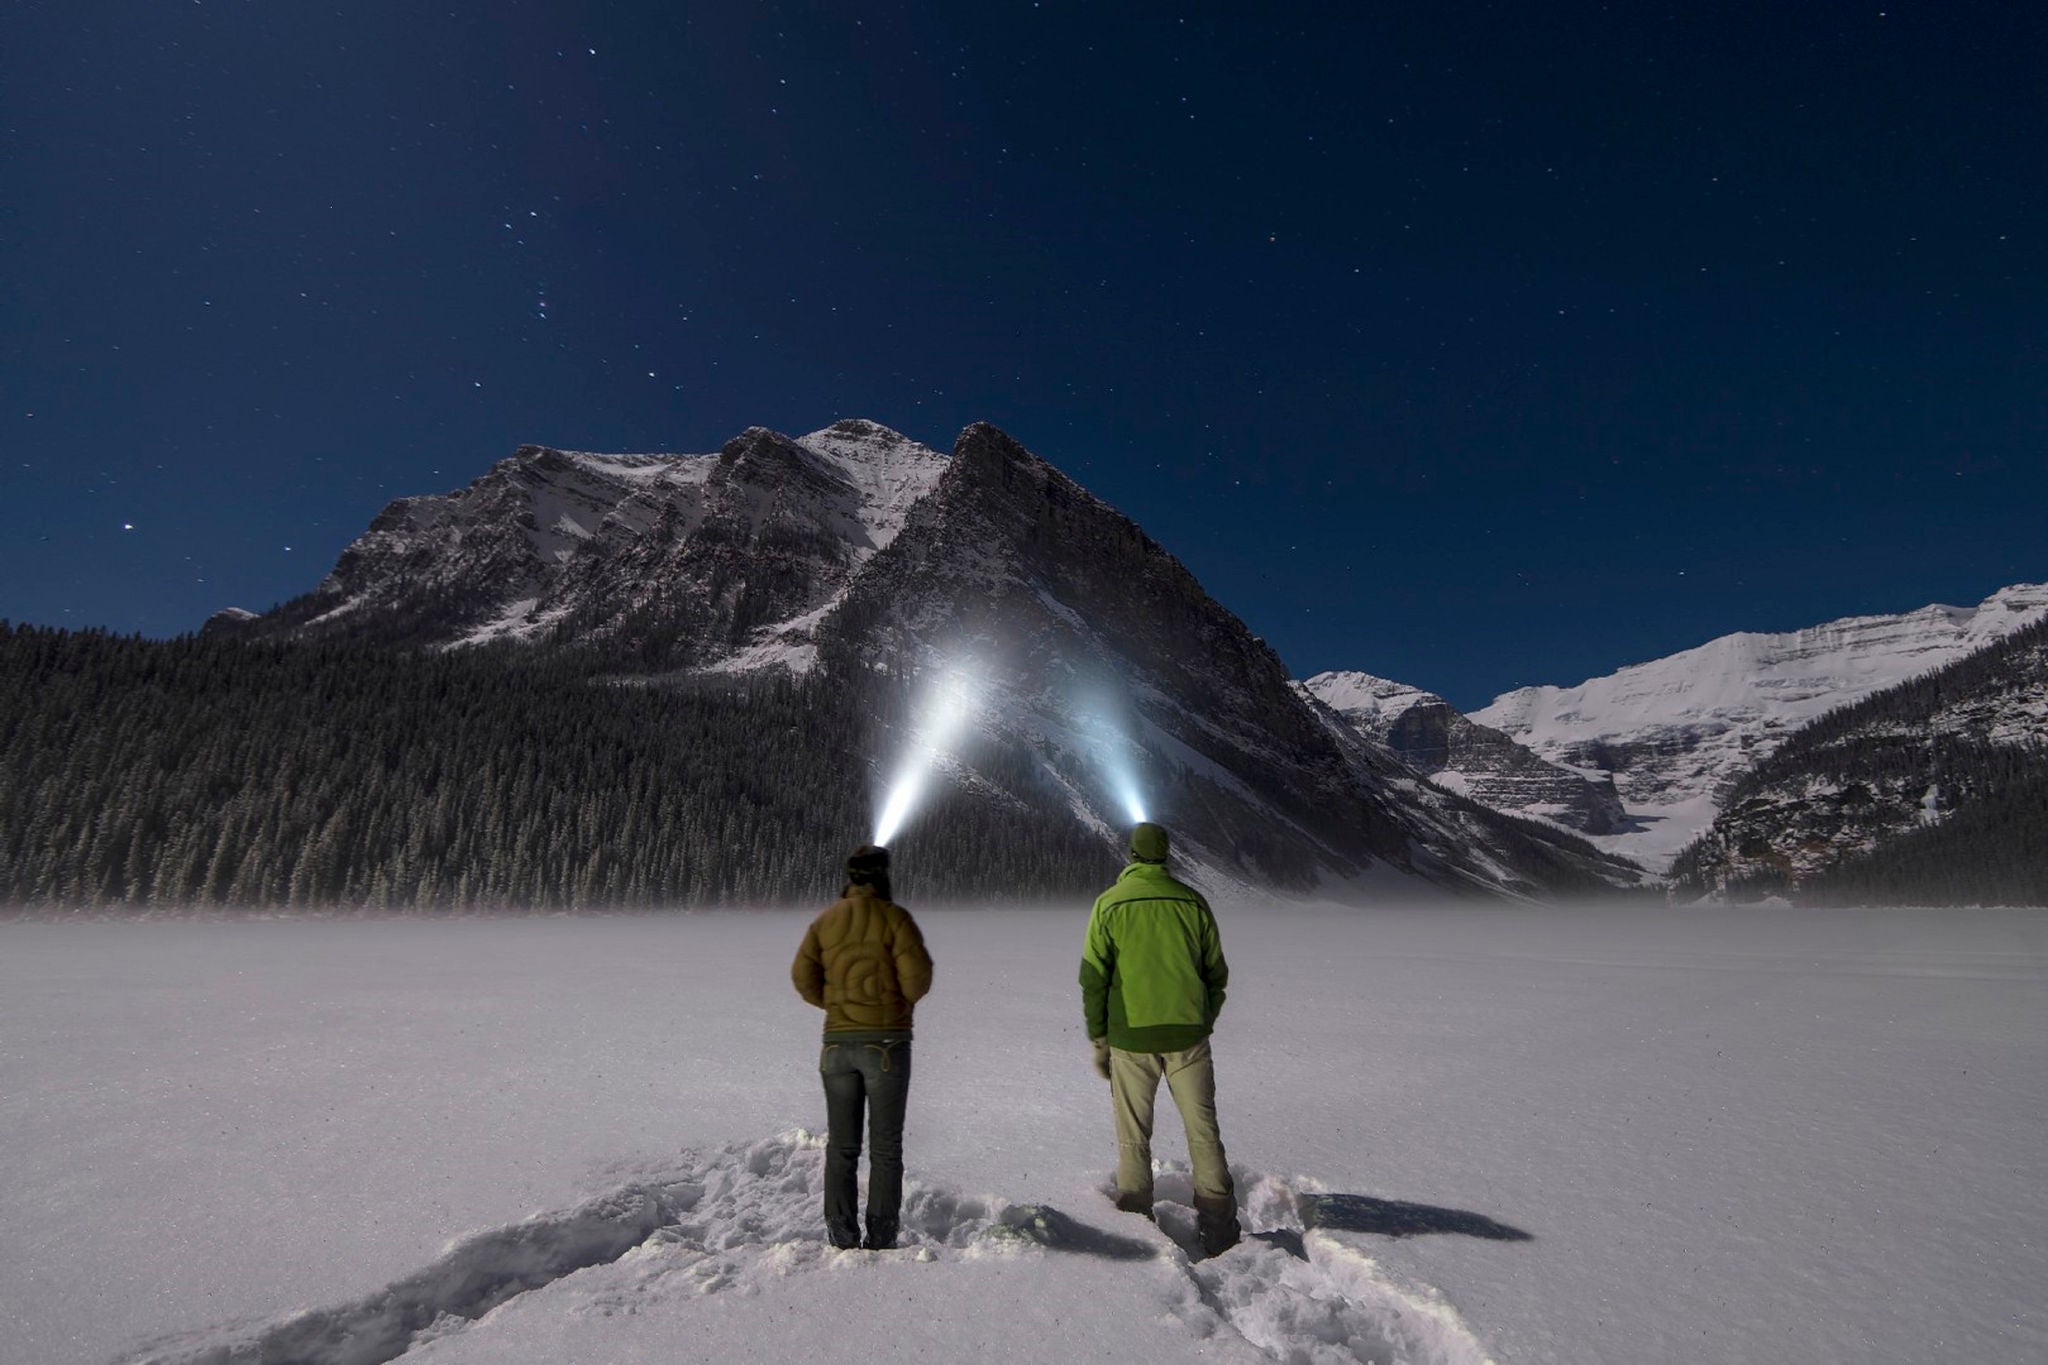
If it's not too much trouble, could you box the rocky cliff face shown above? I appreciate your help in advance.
[815,425,1639,899]
[214,420,1640,902]
[1467,584,2048,870]
[211,419,947,671]
[1673,617,2048,895]
[1303,672,1627,835]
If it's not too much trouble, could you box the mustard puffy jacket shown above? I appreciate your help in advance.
[791,884,933,1035]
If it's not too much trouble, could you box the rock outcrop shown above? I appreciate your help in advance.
[1304,671,1627,835]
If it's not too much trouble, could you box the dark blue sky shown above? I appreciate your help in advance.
[7,2,2043,709]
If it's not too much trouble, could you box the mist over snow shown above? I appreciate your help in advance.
[2,904,2043,1364]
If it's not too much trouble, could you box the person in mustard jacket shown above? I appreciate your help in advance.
[792,845,933,1250]
[1079,822,1241,1257]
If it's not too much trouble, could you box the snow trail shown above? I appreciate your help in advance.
[126,1133,1494,1365]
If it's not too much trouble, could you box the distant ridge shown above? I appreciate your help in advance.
[1673,614,2048,904]
[1466,583,2048,870]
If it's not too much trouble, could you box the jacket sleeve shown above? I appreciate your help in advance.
[894,910,933,1005]
[1199,898,1228,1026]
[1079,899,1114,1041]
[792,919,827,1009]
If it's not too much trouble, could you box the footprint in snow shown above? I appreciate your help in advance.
[125,1132,1499,1365]
[1131,1161,1510,1365]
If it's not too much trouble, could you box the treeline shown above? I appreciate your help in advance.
[1680,740,2048,905]
[1799,757,2048,906]
[0,624,1117,911]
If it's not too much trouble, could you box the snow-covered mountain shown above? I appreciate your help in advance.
[1302,672,1626,835]
[1467,583,2048,871]
[212,419,948,671]
[216,421,1640,902]
[1674,615,2048,899]
[806,424,1639,899]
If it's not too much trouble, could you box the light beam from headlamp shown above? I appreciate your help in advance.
[1073,685,1150,828]
[871,662,984,847]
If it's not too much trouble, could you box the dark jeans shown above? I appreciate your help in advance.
[820,1038,912,1246]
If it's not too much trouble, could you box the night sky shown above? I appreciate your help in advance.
[7,2,2043,710]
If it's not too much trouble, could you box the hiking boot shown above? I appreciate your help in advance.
[1196,1194,1241,1258]
[862,1219,898,1251]
[826,1219,861,1250]
[1113,1189,1155,1219]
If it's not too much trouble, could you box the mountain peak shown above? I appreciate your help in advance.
[956,420,1031,458]
[817,417,908,442]
[718,425,820,471]
[946,422,1065,495]
[1304,670,1438,725]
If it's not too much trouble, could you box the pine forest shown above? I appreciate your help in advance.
[0,624,1118,912]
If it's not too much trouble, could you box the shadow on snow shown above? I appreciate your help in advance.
[1304,1193,1534,1242]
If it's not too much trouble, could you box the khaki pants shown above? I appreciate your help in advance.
[1108,1039,1237,1238]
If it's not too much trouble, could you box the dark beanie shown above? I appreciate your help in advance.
[846,844,891,881]
[1129,822,1169,863]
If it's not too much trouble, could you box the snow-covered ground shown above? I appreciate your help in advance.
[2,903,2043,1364]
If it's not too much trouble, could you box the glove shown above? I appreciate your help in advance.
[1091,1038,1113,1081]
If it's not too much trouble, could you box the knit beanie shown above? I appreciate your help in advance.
[1128,822,1170,864]
[846,844,891,883]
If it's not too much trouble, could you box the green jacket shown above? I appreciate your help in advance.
[1080,862,1228,1053]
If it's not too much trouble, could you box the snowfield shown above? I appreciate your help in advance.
[2,904,2043,1364]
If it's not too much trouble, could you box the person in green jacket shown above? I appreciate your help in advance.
[1079,822,1241,1257]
